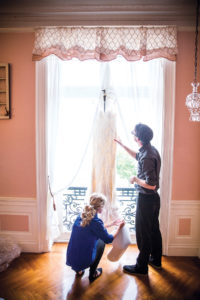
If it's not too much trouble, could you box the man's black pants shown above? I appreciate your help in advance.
[136,192,162,272]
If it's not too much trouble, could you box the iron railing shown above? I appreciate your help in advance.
[63,186,137,233]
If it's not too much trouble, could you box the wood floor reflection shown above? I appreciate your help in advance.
[0,243,200,300]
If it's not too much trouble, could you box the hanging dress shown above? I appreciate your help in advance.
[91,91,119,223]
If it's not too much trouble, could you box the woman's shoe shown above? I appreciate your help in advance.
[76,270,85,276]
[89,268,102,283]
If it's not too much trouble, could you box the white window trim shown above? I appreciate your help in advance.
[159,60,176,255]
[36,60,49,252]
[36,59,176,255]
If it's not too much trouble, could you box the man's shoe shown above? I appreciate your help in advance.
[123,264,148,276]
[148,257,162,270]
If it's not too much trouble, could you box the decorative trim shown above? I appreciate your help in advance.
[32,26,177,62]
[168,200,200,257]
[0,197,36,205]
[0,197,40,252]
[171,200,200,208]
[0,26,196,34]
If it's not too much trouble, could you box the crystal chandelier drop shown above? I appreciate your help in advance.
[185,0,200,122]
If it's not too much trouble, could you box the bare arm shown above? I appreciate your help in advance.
[130,176,156,190]
[114,138,137,159]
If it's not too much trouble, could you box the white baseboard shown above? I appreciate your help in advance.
[168,245,200,257]
[0,197,40,253]
[168,200,200,257]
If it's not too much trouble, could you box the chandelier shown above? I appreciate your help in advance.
[185,0,200,121]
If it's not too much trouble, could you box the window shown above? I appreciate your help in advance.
[45,55,164,241]
[36,55,175,250]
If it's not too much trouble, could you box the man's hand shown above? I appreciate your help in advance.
[114,138,123,147]
[130,176,156,190]
[114,138,137,159]
[130,176,137,184]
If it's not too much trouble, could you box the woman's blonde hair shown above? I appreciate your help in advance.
[81,193,106,227]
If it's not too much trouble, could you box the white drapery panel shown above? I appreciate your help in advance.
[36,57,62,247]
[46,57,102,240]
[32,26,177,62]
[110,57,164,154]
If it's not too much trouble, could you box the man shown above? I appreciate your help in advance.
[114,123,162,276]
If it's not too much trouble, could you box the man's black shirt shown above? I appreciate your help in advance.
[135,143,161,194]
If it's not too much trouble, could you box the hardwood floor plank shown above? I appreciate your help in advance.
[0,243,200,300]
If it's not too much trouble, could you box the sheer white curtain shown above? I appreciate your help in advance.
[47,56,103,241]
[109,57,164,154]
[47,56,98,194]
[35,55,62,247]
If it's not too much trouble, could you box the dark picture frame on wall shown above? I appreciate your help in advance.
[0,63,11,119]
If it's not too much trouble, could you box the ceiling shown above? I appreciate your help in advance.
[0,0,197,30]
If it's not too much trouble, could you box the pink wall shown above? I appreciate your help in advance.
[0,214,29,231]
[172,31,200,200]
[0,33,36,197]
[0,31,199,203]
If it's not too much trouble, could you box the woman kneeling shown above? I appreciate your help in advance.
[66,193,124,282]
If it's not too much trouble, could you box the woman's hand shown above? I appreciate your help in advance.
[118,220,125,229]
[113,220,125,239]
[106,218,122,228]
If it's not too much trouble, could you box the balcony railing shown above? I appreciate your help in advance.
[63,186,137,233]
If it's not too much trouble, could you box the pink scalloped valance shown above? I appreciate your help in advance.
[32,26,177,62]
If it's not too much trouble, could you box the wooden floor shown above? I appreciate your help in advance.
[0,243,200,300]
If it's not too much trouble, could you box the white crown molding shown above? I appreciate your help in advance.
[0,27,35,33]
[0,0,196,28]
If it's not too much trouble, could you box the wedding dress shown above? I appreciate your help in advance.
[90,90,131,261]
[91,91,118,223]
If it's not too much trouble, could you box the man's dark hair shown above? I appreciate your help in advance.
[134,123,153,145]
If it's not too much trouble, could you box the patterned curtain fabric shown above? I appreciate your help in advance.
[32,26,177,62]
